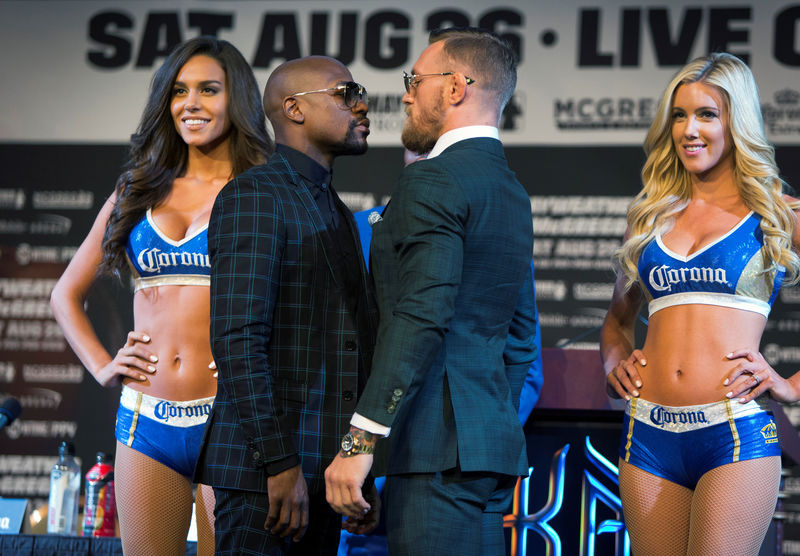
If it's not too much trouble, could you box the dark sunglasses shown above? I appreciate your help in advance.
[291,81,367,108]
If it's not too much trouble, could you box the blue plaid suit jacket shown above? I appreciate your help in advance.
[357,137,536,477]
[194,152,377,494]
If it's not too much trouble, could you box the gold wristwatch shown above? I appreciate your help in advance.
[341,431,375,456]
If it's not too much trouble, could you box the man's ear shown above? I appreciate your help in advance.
[283,97,305,123]
[447,73,469,105]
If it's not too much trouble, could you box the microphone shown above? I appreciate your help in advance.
[0,397,21,430]
[367,211,383,226]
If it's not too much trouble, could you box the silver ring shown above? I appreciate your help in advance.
[752,373,760,386]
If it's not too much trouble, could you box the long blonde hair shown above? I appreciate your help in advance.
[616,52,800,289]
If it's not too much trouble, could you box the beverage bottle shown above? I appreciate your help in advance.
[83,451,116,537]
[47,441,80,535]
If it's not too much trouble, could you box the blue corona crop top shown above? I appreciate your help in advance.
[637,212,784,317]
[125,209,210,292]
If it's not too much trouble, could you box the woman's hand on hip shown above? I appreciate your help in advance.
[94,331,157,387]
[725,348,800,403]
[606,349,646,400]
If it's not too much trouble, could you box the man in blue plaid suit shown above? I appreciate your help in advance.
[193,56,379,555]
[326,28,537,556]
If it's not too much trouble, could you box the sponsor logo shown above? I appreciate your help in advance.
[153,401,212,423]
[15,244,78,265]
[0,218,72,236]
[32,190,94,210]
[649,406,708,427]
[17,388,62,411]
[762,89,800,136]
[28,214,72,235]
[4,420,77,440]
[553,97,656,130]
[22,364,83,384]
[763,343,800,365]
[761,419,779,444]
[136,248,209,274]
[648,264,727,292]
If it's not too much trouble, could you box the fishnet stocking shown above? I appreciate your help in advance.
[619,459,692,555]
[194,483,216,556]
[619,457,780,556]
[115,441,214,556]
[688,456,780,556]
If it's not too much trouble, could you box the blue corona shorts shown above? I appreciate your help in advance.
[620,397,780,489]
[115,385,214,478]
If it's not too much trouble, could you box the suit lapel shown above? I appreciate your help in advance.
[368,205,398,317]
[276,157,343,289]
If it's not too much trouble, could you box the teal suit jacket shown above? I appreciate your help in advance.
[357,137,536,477]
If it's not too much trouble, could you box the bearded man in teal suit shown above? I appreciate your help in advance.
[326,28,536,556]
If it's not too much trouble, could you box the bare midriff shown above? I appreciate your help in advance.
[635,303,766,406]
[123,284,216,401]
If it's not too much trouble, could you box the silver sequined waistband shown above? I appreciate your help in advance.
[120,385,214,428]
[626,396,769,433]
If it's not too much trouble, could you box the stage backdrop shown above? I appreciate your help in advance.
[2,0,800,552]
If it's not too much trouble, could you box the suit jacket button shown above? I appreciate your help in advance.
[344,341,357,351]
[252,451,261,461]
[343,390,354,401]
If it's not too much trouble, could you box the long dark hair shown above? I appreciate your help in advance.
[99,36,272,278]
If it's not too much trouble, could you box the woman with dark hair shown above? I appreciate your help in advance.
[602,52,800,555]
[50,36,271,555]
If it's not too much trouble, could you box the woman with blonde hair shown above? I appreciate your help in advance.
[602,52,800,555]
[50,36,271,555]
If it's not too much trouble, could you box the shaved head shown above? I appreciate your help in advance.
[264,56,349,124]
[261,55,369,168]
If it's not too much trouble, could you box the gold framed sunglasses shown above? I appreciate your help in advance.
[291,81,367,108]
